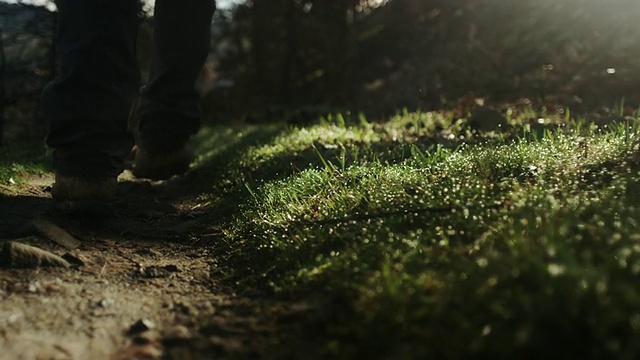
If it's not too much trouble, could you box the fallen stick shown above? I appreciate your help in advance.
[0,241,71,268]
[30,218,81,250]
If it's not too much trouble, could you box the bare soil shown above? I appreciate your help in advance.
[0,173,301,360]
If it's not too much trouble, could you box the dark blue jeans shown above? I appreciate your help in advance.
[42,0,215,177]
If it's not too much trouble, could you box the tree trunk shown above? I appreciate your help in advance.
[279,0,296,105]
[0,27,5,146]
[250,0,270,104]
[318,0,350,104]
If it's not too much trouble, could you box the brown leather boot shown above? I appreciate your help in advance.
[131,146,192,181]
[51,175,117,214]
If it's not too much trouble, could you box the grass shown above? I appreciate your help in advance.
[3,106,640,359]
[0,141,50,187]
[192,108,640,359]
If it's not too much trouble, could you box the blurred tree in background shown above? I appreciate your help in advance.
[0,2,55,143]
[208,0,640,117]
[2,0,639,141]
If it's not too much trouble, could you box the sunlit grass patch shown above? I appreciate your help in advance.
[236,112,471,180]
[216,112,640,358]
[238,119,382,182]
[244,123,379,164]
[0,142,50,186]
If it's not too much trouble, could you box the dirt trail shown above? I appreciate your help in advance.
[0,239,218,359]
[0,173,287,360]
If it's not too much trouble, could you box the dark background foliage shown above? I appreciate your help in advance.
[1,0,639,141]
[209,0,640,117]
[0,2,55,143]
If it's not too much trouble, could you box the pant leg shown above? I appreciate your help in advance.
[138,0,215,153]
[42,0,140,178]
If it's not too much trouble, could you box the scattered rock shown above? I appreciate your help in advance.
[126,318,157,337]
[97,297,114,308]
[28,281,41,293]
[139,266,173,279]
[0,241,71,268]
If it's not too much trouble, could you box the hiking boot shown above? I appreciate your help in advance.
[131,145,192,180]
[51,175,117,215]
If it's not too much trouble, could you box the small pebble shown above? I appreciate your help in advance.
[127,318,156,336]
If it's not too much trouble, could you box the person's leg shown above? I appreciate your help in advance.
[134,0,215,179]
[42,0,140,182]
